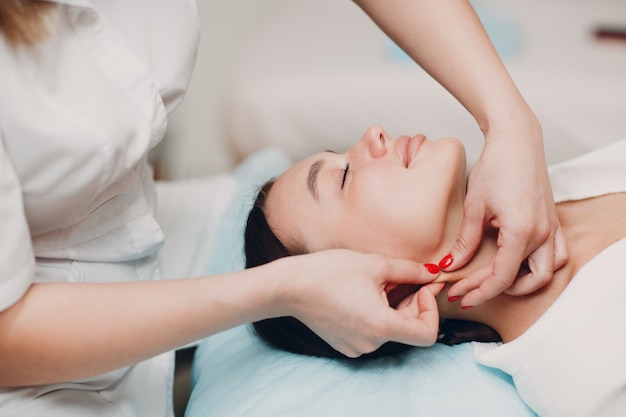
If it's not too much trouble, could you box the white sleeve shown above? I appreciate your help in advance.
[0,132,35,311]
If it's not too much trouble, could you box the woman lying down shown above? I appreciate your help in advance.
[243,125,626,417]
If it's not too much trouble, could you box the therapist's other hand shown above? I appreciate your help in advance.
[444,126,568,308]
[281,250,441,358]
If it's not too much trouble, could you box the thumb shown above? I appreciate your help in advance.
[441,209,484,272]
[383,258,441,285]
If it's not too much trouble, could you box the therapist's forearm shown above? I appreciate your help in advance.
[354,0,539,136]
[0,263,287,387]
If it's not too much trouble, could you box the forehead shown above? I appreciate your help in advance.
[264,153,326,247]
[273,152,329,201]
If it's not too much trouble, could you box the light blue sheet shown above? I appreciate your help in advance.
[188,325,536,417]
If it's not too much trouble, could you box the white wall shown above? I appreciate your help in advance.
[153,0,285,179]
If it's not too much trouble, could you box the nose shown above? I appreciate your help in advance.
[352,125,388,160]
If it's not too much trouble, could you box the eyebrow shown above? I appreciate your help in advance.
[307,159,325,201]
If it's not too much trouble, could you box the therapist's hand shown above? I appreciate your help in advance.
[281,250,441,358]
[443,126,568,308]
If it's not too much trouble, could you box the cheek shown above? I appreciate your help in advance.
[294,201,350,253]
[340,177,414,255]
[342,170,451,259]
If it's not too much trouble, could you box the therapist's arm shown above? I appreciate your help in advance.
[0,250,439,386]
[354,0,568,306]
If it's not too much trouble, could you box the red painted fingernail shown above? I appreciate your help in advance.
[424,263,440,274]
[461,305,474,310]
[439,254,453,269]
[448,295,461,302]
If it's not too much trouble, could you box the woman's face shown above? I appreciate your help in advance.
[265,125,467,262]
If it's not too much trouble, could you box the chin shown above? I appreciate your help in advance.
[433,137,467,177]
[440,136,466,156]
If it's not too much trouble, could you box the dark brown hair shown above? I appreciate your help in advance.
[244,180,501,360]
[0,0,55,47]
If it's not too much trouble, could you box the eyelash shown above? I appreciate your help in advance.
[340,163,350,189]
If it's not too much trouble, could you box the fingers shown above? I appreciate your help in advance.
[296,251,444,358]
[505,223,569,296]
[424,281,447,298]
[505,237,554,296]
[448,221,569,306]
[385,283,443,347]
[328,283,442,357]
[447,263,492,303]
[553,225,569,270]
[440,203,484,272]
[449,232,526,307]
[383,257,441,285]
[357,261,442,353]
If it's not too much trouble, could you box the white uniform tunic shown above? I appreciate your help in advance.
[474,139,626,417]
[0,0,200,415]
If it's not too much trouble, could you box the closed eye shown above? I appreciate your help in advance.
[340,163,350,189]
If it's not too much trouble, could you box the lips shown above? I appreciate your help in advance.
[397,134,426,168]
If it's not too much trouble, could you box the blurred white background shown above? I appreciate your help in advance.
[153,0,626,180]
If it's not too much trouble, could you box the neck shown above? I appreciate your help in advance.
[433,222,574,343]
[432,191,626,342]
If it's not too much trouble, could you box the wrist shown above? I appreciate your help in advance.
[480,102,542,142]
[254,256,300,319]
